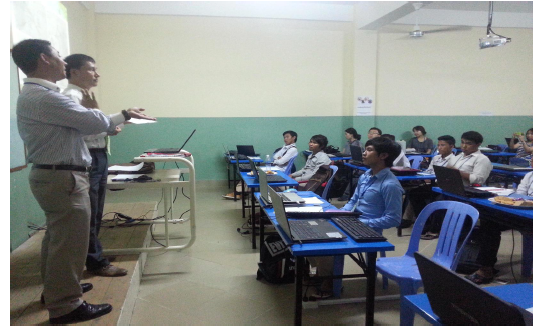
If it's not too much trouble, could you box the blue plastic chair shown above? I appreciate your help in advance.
[283,154,298,175]
[376,201,480,326]
[321,165,338,200]
[407,156,423,169]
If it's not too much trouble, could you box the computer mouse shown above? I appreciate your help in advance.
[283,188,297,193]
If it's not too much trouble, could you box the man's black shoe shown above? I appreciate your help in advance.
[41,283,93,304]
[400,219,414,229]
[49,301,112,325]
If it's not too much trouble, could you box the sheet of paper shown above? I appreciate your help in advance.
[127,118,157,124]
[301,197,325,205]
[284,206,323,212]
[108,162,144,172]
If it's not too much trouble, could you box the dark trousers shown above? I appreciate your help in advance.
[86,149,110,271]
[476,220,510,268]
[407,185,445,233]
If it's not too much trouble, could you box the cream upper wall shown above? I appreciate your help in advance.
[376,26,533,116]
[95,14,351,118]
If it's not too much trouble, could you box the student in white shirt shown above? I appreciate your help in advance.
[381,134,411,168]
[447,131,493,186]
[271,130,298,172]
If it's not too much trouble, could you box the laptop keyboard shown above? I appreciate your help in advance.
[238,164,251,171]
[267,175,286,182]
[289,220,326,240]
[331,217,387,242]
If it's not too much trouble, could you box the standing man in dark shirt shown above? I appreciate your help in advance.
[12,39,155,325]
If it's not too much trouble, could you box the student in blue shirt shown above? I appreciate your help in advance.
[309,137,404,298]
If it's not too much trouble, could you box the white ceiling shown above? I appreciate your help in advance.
[88,1,533,29]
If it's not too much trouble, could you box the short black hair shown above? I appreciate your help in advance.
[437,135,456,146]
[369,127,382,135]
[413,125,427,135]
[380,134,396,141]
[461,131,483,145]
[64,54,96,79]
[365,137,401,167]
[11,39,53,75]
[310,134,328,150]
[345,127,361,140]
[283,130,298,142]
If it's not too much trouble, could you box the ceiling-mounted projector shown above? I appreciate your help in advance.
[479,34,511,49]
[479,2,511,50]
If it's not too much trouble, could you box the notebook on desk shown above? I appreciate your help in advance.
[145,129,196,154]
[258,169,305,205]
[414,252,533,326]
[270,187,346,243]
[433,166,495,198]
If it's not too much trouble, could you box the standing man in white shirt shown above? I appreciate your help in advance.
[271,130,298,172]
[12,39,155,325]
[63,54,126,277]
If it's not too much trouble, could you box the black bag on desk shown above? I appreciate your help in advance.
[256,234,295,284]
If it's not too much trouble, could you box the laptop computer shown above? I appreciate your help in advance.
[234,151,251,172]
[145,129,196,154]
[433,165,495,198]
[492,164,531,171]
[258,169,305,205]
[414,252,533,326]
[236,145,260,158]
[269,187,346,243]
[249,159,286,183]
[349,145,364,165]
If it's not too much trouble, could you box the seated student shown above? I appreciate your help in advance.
[367,127,382,140]
[381,134,411,168]
[308,137,404,298]
[222,131,297,200]
[342,128,362,155]
[271,130,298,172]
[408,125,434,154]
[447,131,493,186]
[466,159,533,284]
[405,135,457,239]
[509,128,533,159]
[290,134,331,183]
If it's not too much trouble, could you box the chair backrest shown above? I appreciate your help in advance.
[321,165,338,200]
[405,201,479,270]
[407,156,423,169]
[283,154,298,175]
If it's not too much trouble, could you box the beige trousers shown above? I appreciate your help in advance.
[29,168,91,318]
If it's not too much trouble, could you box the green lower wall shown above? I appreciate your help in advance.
[10,167,44,251]
[10,115,532,251]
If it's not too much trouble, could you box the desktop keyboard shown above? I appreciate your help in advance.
[238,164,251,171]
[331,217,387,242]
[286,211,361,219]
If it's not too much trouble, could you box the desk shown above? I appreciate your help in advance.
[489,163,532,188]
[240,170,298,249]
[105,154,196,254]
[432,187,532,277]
[302,150,352,162]
[254,191,395,326]
[405,153,434,159]
[402,283,533,326]
[223,154,263,194]
[484,152,517,164]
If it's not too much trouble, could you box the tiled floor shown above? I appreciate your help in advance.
[105,180,529,326]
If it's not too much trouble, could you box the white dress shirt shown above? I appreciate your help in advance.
[17,78,125,166]
[515,171,533,196]
[447,150,493,186]
[272,143,298,172]
[425,153,456,173]
[393,150,411,168]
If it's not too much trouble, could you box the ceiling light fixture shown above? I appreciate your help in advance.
[479,1,511,49]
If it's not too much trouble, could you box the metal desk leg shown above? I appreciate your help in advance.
[251,188,257,249]
[241,179,246,218]
[259,205,265,259]
[365,252,378,326]
[233,163,238,201]
[295,257,305,326]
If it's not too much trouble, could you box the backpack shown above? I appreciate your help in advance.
[327,163,350,198]
[300,165,332,196]
[324,145,340,154]
[256,234,295,284]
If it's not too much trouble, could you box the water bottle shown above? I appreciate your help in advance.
[265,154,271,172]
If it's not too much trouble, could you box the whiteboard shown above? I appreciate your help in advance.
[10,53,26,171]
